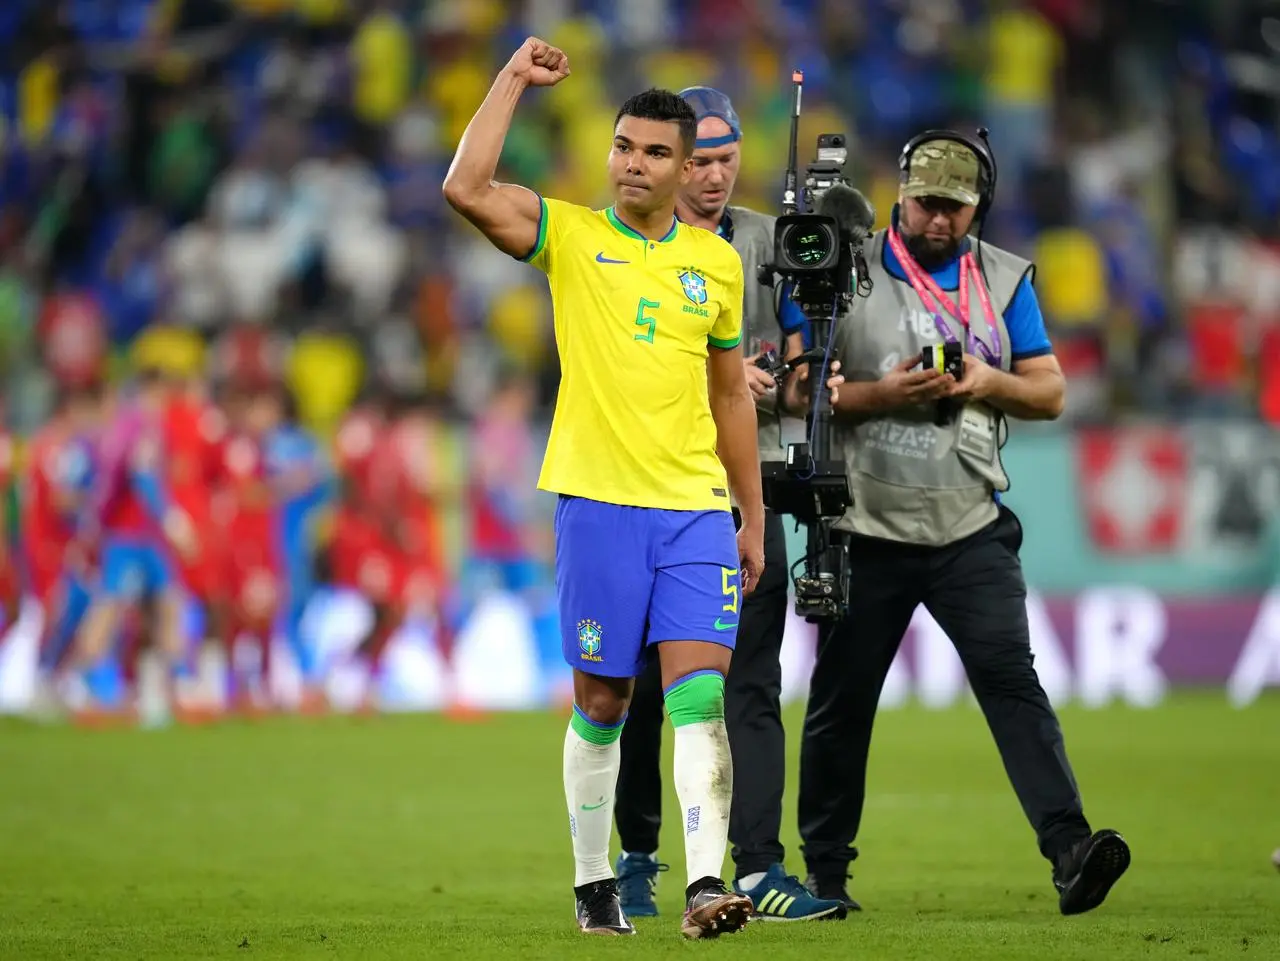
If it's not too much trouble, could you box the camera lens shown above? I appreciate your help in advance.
[783,223,835,268]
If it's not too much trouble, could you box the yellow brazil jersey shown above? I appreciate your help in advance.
[523,197,744,512]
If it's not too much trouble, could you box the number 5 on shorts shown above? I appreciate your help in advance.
[721,567,739,614]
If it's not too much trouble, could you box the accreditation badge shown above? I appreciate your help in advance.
[956,402,997,464]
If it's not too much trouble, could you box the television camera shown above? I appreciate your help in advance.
[756,71,875,622]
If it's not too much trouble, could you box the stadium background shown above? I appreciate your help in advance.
[0,0,1279,714]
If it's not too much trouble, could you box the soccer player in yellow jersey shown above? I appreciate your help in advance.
[444,37,764,939]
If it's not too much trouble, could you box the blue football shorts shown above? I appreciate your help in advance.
[101,536,175,602]
[554,494,741,678]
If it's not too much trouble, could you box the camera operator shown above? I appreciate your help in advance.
[612,86,848,923]
[784,133,1130,916]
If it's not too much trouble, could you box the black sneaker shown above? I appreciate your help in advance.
[805,872,863,912]
[574,878,636,935]
[1054,829,1131,916]
[680,876,754,940]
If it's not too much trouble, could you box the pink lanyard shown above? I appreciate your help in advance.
[887,227,1002,368]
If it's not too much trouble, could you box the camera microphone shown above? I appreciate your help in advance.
[815,184,876,245]
[816,184,876,295]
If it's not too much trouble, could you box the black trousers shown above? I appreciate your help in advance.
[798,506,1093,882]
[615,509,789,878]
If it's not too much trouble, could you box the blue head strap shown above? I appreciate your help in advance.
[678,86,742,149]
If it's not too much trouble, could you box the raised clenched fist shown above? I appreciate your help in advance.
[504,36,571,88]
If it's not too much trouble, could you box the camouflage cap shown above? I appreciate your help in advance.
[901,139,982,207]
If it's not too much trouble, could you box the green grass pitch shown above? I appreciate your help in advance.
[2,692,1277,960]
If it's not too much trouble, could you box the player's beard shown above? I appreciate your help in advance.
[903,230,961,270]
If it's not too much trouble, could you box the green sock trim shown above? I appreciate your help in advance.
[570,705,624,745]
[664,671,725,727]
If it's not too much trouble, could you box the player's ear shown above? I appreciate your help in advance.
[680,155,693,184]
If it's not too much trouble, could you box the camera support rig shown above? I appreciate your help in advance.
[755,70,872,622]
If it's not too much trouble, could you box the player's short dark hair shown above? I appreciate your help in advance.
[615,88,697,156]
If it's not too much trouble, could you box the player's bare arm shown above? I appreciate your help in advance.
[441,37,570,258]
[708,343,765,594]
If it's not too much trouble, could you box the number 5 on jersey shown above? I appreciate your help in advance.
[635,298,659,344]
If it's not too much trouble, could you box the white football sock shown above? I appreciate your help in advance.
[564,711,623,888]
[672,719,733,887]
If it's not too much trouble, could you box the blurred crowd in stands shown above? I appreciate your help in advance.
[2,0,1280,711]
[4,0,1280,433]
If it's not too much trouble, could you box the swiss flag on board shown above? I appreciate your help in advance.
[1076,428,1188,553]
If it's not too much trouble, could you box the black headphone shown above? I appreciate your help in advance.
[897,127,999,221]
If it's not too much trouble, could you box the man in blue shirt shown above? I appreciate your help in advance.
[785,133,1130,918]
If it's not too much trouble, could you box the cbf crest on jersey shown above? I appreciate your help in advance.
[577,618,603,662]
[679,267,708,306]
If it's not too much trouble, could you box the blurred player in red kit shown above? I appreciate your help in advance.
[379,391,449,634]
[164,375,229,648]
[261,386,331,711]
[330,391,388,601]
[467,370,543,595]
[25,385,103,699]
[210,384,285,713]
[165,376,228,600]
[71,369,200,725]
[329,390,448,706]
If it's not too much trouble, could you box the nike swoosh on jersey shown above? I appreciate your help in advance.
[595,252,630,264]
[713,618,737,631]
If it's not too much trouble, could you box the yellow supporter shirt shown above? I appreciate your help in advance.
[986,8,1061,106]
[522,198,744,512]
[427,57,491,148]
[351,12,412,125]
[18,56,58,147]
[1033,227,1107,327]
